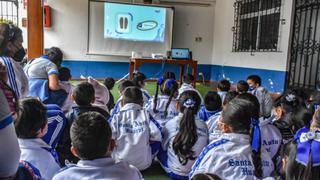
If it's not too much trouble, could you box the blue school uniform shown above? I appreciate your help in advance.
[145,95,179,127]
[53,157,142,180]
[110,103,162,170]
[197,106,221,122]
[158,113,208,179]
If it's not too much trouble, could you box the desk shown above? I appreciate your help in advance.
[129,58,198,87]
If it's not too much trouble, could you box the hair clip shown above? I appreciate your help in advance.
[286,94,296,102]
[184,99,196,108]
[295,128,320,166]
[165,79,177,89]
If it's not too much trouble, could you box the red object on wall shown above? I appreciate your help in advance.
[44,5,51,28]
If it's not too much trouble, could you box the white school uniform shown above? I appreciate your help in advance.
[145,95,179,127]
[110,103,162,170]
[59,81,74,112]
[160,113,209,177]
[218,91,227,104]
[250,86,273,118]
[189,133,275,180]
[260,117,282,159]
[0,56,29,98]
[18,138,60,180]
[0,91,20,177]
[141,88,151,105]
[110,96,123,117]
[178,83,204,105]
[205,111,223,142]
[52,157,143,180]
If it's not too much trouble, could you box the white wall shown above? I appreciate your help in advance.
[19,0,215,64]
[211,0,294,72]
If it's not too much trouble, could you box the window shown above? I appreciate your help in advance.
[232,0,281,52]
[0,0,19,25]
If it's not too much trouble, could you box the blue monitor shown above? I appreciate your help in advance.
[171,48,190,59]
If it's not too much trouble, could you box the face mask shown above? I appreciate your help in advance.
[248,86,255,92]
[13,48,26,62]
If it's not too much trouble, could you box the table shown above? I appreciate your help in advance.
[129,58,198,87]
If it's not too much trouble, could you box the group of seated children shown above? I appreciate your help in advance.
[2,67,320,180]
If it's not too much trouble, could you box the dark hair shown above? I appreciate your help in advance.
[183,74,195,84]
[222,98,263,178]
[8,25,22,43]
[15,98,47,138]
[70,112,112,160]
[163,71,176,80]
[236,93,260,119]
[103,77,115,90]
[223,91,239,106]
[73,82,95,106]
[191,173,222,180]
[204,91,222,111]
[218,79,231,92]
[237,80,249,93]
[292,107,313,132]
[132,72,147,88]
[153,79,178,117]
[58,67,71,81]
[118,80,134,93]
[173,90,201,165]
[274,93,300,113]
[0,23,11,56]
[285,141,320,180]
[45,47,63,67]
[247,75,262,86]
[122,86,143,105]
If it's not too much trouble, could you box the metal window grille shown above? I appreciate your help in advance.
[0,0,18,25]
[232,0,282,52]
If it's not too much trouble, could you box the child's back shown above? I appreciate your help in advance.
[111,87,161,170]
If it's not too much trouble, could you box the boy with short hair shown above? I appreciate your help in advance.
[217,79,231,103]
[58,67,74,112]
[247,75,273,118]
[111,87,162,170]
[53,112,142,180]
[236,80,249,94]
[178,74,203,104]
[110,80,135,116]
[197,91,222,122]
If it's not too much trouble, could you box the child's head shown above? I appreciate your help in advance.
[163,71,176,80]
[191,173,222,180]
[15,98,47,139]
[46,47,63,67]
[118,80,135,95]
[153,79,178,116]
[247,75,262,90]
[204,91,222,112]
[274,93,300,120]
[58,67,71,81]
[72,82,95,106]
[132,72,147,89]
[223,91,239,106]
[236,93,260,119]
[220,97,263,178]
[70,112,112,160]
[122,86,143,106]
[183,74,195,84]
[103,77,115,90]
[236,80,249,94]
[173,90,201,165]
[217,79,231,92]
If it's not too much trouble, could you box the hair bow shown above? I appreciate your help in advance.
[286,94,296,102]
[165,79,177,89]
[157,77,164,86]
[184,99,196,108]
[295,127,320,166]
[250,118,261,153]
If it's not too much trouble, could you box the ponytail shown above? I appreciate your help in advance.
[163,79,178,118]
[173,91,201,165]
[250,119,263,178]
[153,77,164,113]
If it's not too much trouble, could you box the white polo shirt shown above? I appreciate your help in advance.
[52,157,143,180]
[110,103,162,170]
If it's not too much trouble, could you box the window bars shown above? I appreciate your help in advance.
[0,0,18,25]
[232,0,282,52]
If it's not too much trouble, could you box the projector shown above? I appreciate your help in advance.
[151,53,165,59]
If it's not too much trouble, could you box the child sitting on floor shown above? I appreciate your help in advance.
[53,112,142,180]
[15,98,60,180]
[217,79,231,104]
[178,74,203,104]
[132,72,151,105]
[103,77,116,111]
[236,80,249,94]
[197,91,222,122]
[110,80,135,116]
[110,86,162,170]
[58,67,74,112]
